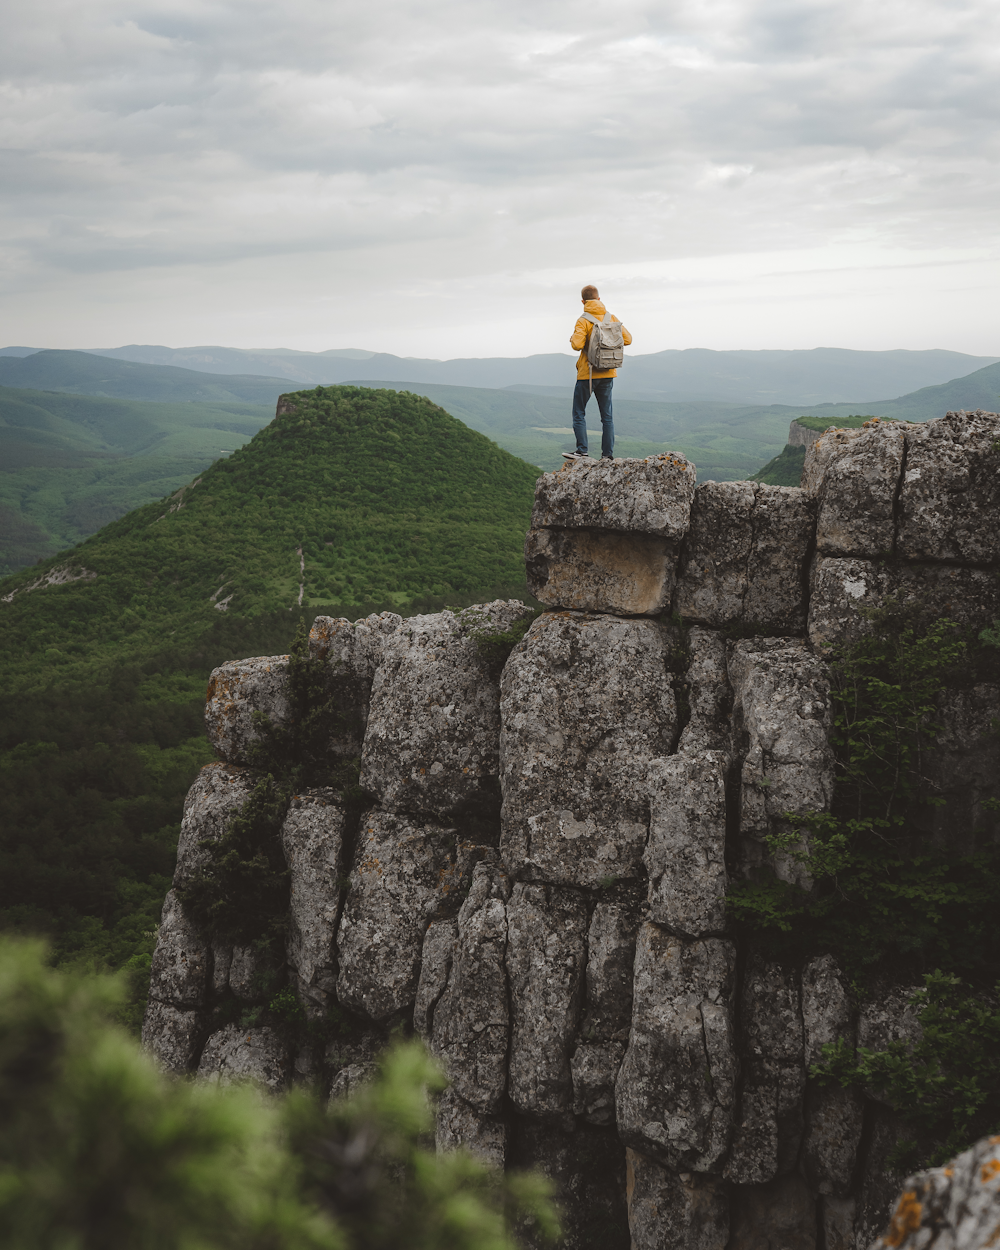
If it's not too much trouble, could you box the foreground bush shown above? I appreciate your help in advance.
[0,939,556,1249]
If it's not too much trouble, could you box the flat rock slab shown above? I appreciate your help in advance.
[282,792,347,1017]
[525,526,677,616]
[204,655,291,765]
[336,809,458,1022]
[500,612,678,888]
[871,1134,1000,1250]
[197,1024,292,1090]
[173,763,256,888]
[531,453,697,538]
[808,555,1000,652]
[645,751,729,937]
[674,482,814,634]
[361,602,527,820]
[616,926,737,1171]
[802,421,905,559]
[897,410,1000,563]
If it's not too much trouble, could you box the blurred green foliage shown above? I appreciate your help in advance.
[0,938,557,1249]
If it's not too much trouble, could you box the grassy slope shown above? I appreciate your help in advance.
[0,385,538,1000]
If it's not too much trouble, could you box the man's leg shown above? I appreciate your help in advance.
[571,380,591,454]
[594,379,614,459]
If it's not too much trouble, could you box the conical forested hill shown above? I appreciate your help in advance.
[0,387,539,1004]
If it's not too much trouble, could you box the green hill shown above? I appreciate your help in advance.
[0,386,539,1009]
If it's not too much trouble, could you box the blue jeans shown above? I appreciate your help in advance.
[572,378,614,458]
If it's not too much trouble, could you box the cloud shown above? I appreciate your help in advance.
[2,0,1000,353]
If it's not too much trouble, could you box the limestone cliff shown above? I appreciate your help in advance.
[143,409,1000,1250]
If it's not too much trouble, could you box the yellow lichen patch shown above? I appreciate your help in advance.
[981,1158,1000,1184]
[883,1191,922,1247]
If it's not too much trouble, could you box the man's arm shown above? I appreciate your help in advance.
[570,317,590,351]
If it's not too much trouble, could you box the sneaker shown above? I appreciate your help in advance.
[561,451,593,461]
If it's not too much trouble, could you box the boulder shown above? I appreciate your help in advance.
[147,889,210,1008]
[361,602,527,820]
[625,1149,730,1250]
[141,1000,205,1074]
[281,791,347,1017]
[725,957,805,1185]
[897,410,1000,563]
[644,751,728,937]
[506,882,588,1120]
[416,860,510,1114]
[204,655,291,765]
[616,926,737,1171]
[525,526,677,616]
[802,421,906,558]
[173,763,255,888]
[335,810,457,1022]
[435,1087,507,1169]
[674,483,814,633]
[808,555,1000,652]
[676,627,731,755]
[500,612,678,889]
[197,1024,292,1090]
[870,1133,1000,1250]
[727,638,834,880]
[530,453,697,538]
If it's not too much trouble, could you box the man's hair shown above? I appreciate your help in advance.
[581,285,599,300]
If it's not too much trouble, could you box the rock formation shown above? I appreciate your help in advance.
[143,416,1000,1249]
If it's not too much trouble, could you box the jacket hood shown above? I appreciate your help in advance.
[583,299,606,317]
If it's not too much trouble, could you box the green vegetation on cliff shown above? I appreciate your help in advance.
[748,443,806,486]
[0,385,539,1008]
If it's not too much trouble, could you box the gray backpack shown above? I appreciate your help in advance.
[582,312,625,376]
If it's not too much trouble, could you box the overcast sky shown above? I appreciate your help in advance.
[3,0,1000,357]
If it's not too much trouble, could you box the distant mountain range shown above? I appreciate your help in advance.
[2,343,996,407]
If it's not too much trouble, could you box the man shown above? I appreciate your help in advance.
[562,285,632,462]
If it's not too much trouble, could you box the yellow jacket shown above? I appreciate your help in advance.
[570,299,632,380]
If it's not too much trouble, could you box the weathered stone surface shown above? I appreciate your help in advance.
[506,883,588,1120]
[211,944,232,996]
[336,810,457,1022]
[418,860,510,1114]
[676,627,730,755]
[228,944,278,1002]
[728,638,834,882]
[803,421,906,558]
[728,1173,817,1250]
[645,751,728,937]
[281,791,346,1016]
[531,453,697,538]
[726,957,805,1185]
[173,763,255,888]
[308,610,403,753]
[821,1196,857,1250]
[524,527,677,616]
[871,1133,1000,1250]
[147,889,209,1008]
[897,410,1000,563]
[435,1087,507,1169]
[808,556,1000,652]
[803,1084,865,1195]
[855,1107,909,1250]
[674,483,814,633]
[802,954,853,1068]
[571,1042,625,1124]
[204,655,291,765]
[328,1063,375,1103]
[141,1000,205,1074]
[625,1149,730,1250]
[361,602,526,820]
[197,1024,292,1090]
[500,612,677,888]
[616,926,737,1171]
[510,1118,630,1250]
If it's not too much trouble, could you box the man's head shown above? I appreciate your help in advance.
[581,284,599,302]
